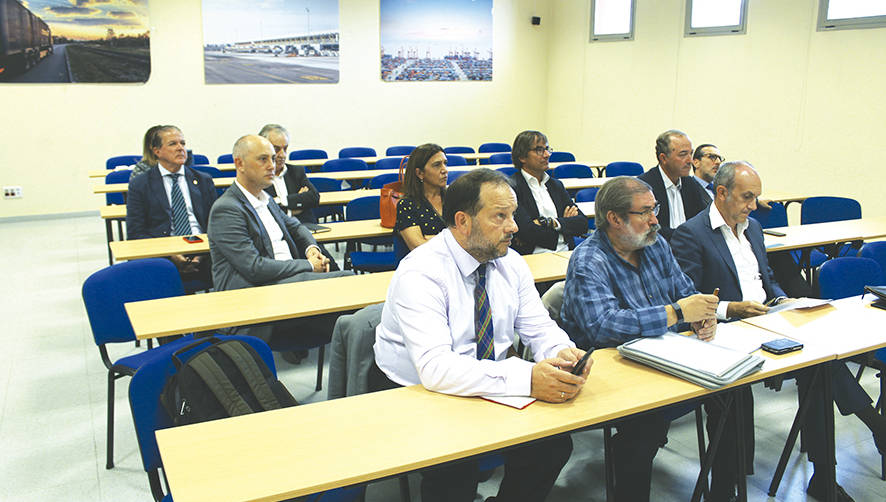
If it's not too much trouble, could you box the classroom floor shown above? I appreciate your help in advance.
[1,213,885,502]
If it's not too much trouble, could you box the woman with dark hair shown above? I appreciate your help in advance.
[130,125,164,179]
[395,143,448,251]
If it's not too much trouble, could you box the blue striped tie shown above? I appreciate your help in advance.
[475,263,494,360]
[169,173,191,236]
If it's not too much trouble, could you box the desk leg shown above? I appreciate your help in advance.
[822,361,836,502]
[691,393,733,502]
[735,387,748,502]
[768,365,821,497]
[105,219,114,266]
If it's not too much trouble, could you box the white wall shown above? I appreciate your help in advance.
[0,0,551,217]
[546,0,886,218]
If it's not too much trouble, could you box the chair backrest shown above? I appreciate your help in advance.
[191,154,210,165]
[552,163,593,179]
[289,149,328,161]
[346,196,380,221]
[605,161,644,177]
[310,177,342,192]
[801,196,862,225]
[105,170,132,205]
[478,142,511,153]
[373,157,404,171]
[749,201,788,229]
[496,166,517,177]
[190,165,224,178]
[487,152,513,165]
[339,147,376,158]
[322,158,369,172]
[861,242,886,280]
[217,153,234,164]
[575,187,599,202]
[82,258,184,346]
[447,171,469,184]
[444,146,475,154]
[549,151,576,163]
[106,155,141,170]
[385,145,414,156]
[369,172,400,188]
[446,154,467,166]
[819,257,885,300]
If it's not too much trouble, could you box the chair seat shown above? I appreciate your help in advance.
[349,251,397,272]
[113,335,196,373]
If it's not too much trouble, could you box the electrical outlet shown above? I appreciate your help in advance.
[3,186,22,199]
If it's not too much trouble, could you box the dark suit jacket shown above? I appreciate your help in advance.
[509,171,588,255]
[265,163,320,223]
[126,165,217,239]
[671,208,786,303]
[637,166,710,241]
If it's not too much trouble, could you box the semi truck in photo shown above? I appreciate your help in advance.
[0,0,53,77]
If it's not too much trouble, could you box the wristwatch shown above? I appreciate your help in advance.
[671,302,683,323]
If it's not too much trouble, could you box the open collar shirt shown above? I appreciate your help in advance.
[561,229,697,349]
[659,166,686,230]
[374,229,574,397]
[235,180,294,261]
[520,169,568,254]
[270,165,289,204]
[708,204,767,319]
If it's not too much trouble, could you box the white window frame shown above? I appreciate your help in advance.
[817,0,886,31]
[684,0,748,37]
[590,0,636,42]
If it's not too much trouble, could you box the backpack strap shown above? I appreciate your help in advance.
[217,341,283,411]
[188,351,256,417]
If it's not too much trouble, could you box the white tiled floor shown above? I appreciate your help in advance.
[1,214,885,501]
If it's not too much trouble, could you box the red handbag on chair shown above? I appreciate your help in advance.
[379,156,407,228]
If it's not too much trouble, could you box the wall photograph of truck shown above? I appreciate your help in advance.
[0,0,53,77]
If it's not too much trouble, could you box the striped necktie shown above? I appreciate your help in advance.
[168,173,191,236]
[474,263,494,360]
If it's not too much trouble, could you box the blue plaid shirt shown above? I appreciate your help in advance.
[561,230,698,349]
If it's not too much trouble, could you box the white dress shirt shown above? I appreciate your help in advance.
[709,204,767,319]
[659,166,686,230]
[270,165,289,206]
[374,229,574,397]
[235,180,295,261]
[158,164,202,234]
[520,169,568,254]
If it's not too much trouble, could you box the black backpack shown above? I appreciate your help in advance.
[160,337,297,426]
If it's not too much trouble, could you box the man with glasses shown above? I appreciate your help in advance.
[637,129,710,241]
[561,176,736,502]
[508,130,587,255]
[691,143,724,203]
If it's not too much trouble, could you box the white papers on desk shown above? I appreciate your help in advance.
[766,297,830,314]
[710,322,778,354]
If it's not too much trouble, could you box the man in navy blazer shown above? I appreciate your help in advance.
[508,130,587,255]
[637,130,709,241]
[126,125,217,279]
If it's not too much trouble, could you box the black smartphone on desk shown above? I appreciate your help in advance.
[763,229,786,237]
[572,348,594,375]
[761,338,803,355]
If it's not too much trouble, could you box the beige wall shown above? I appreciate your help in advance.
[546,0,886,219]
[0,0,551,217]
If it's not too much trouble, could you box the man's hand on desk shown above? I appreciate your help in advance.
[529,349,589,403]
[306,247,329,272]
[726,300,769,319]
[691,319,717,342]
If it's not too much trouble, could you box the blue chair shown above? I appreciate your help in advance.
[106,155,141,170]
[369,172,400,189]
[487,153,513,165]
[749,201,788,229]
[444,146,475,154]
[128,335,364,502]
[339,147,376,158]
[345,196,397,273]
[191,154,210,165]
[217,154,233,164]
[575,188,599,202]
[386,145,414,156]
[321,158,369,173]
[496,166,517,177]
[289,149,328,161]
[478,142,510,164]
[311,177,344,222]
[190,165,232,178]
[374,157,405,171]
[82,258,197,469]
[447,171,469,184]
[793,196,863,272]
[550,151,576,163]
[105,170,132,206]
[552,163,593,179]
[819,257,884,300]
[446,154,467,167]
[861,242,886,276]
[605,161,643,177]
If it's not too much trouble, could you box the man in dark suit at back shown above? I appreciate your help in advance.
[258,123,320,223]
[508,130,587,255]
[637,129,709,241]
[126,125,216,282]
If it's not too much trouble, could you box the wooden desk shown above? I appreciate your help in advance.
[156,335,834,502]
[126,252,571,340]
[762,216,886,252]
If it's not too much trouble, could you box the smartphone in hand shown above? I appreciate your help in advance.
[571,349,594,375]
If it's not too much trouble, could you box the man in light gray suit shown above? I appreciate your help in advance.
[208,134,352,354]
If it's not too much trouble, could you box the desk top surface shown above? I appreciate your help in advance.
[762,216,886,252]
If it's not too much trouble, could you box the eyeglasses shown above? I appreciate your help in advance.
[531,146,554,156]
[627,202,660,218]
[701,153,724,162]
